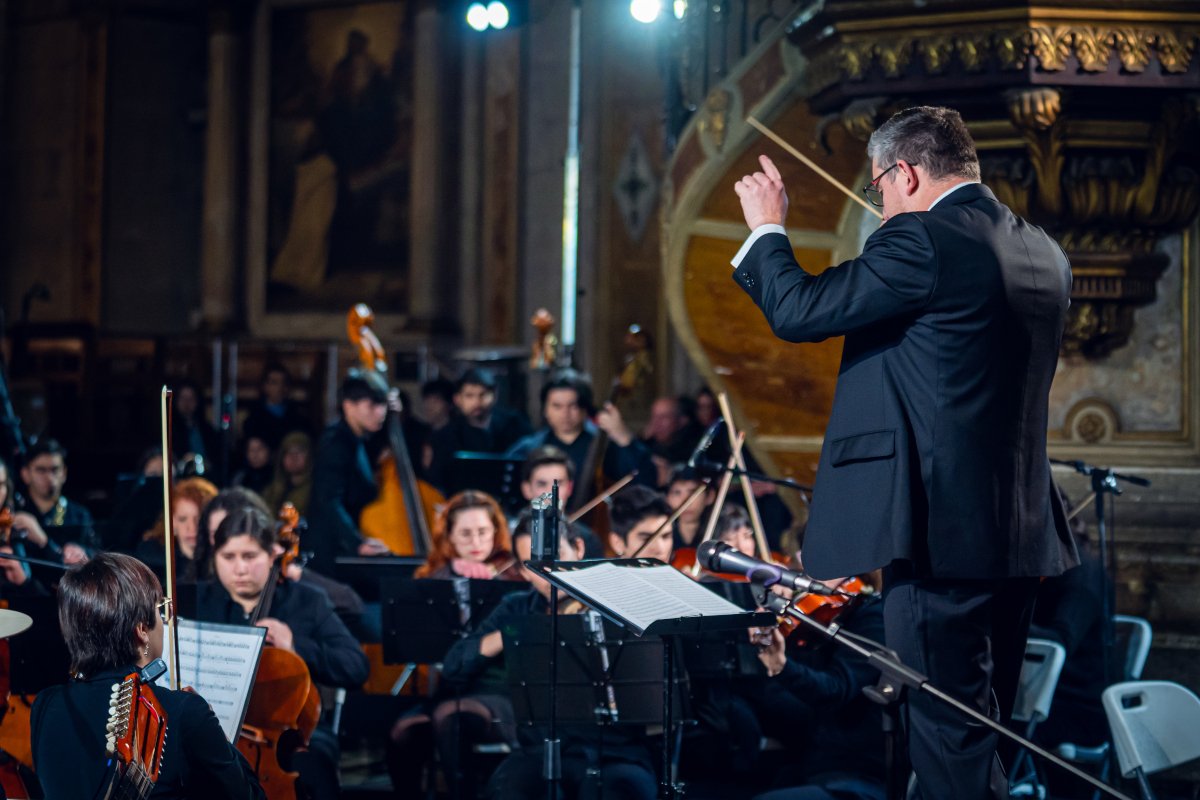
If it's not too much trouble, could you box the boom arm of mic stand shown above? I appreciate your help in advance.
[697,461,813,493]
[757,590,1135,800]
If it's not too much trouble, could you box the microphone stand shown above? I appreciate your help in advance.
[753,586,1135,800]
[1051,458,1150,686]
[0,550,70,570]
[692,459,814,493]
[531,482,562,800]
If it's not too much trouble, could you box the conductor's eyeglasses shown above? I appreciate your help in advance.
[862,162,917,207]
[155,598,171,624]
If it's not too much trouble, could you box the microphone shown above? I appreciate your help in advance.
[687,419,724,468]
[696,541,835,596]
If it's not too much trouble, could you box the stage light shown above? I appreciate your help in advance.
[673,0,686,18]
[487,0,510,29]
[630,0,661,24]
[467,2,489,30]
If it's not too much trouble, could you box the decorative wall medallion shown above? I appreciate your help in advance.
[613,130,659,244]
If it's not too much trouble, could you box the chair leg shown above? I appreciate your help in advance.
[1091,748,1112,800]
[1133,766,1157,800]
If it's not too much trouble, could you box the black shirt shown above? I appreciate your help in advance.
[307,419,379,572]
[427,407,532,493]
[241,400,311,451]
[31,664,265,800]
[504,422,657,491]
[194,578,370,688]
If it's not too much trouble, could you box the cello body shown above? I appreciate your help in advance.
[238,648,321,799]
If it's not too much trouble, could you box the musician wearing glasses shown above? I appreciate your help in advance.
[731,106,1075,799]
[30,553,264,799]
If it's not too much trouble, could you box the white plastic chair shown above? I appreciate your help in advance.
[1009,640,1067,798]
[1113,616,1152,681]
[1102,681,1200,800]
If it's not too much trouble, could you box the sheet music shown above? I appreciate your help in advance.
[156,619,267,742]
[552,563,745,632]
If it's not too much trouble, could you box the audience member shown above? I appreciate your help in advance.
[232,436,274,495]
[505,370,656,505]
[241,362,312,451]
[172,378,220,464]
[695,387,719,429]
[518,445,603,557]
[427,370,532,494]
[414,491,521,580]
[17,439,98,570]
[642,396,702,486]
[260,431,314,517]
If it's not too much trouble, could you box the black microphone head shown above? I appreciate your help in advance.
[696,540,731,570]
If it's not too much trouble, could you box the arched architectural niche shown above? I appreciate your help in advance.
[662,13,876,515]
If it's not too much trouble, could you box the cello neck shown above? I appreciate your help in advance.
[387,411,433,556]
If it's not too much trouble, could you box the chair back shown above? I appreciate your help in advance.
[1113,615,1152,681]
[1102,681,1200,778]
[1012,639,1066,723]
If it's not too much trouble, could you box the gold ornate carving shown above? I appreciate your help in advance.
[1063,399,1122,443]
[1005,88,1066,218]
[805,24,1200,94]
[701,88,731,151]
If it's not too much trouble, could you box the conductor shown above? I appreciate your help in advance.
[731,106,1077,799]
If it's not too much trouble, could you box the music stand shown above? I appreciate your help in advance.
[380,577,528,666]
[448,452,525,514]
[527,559,772,799]
[334,555,425,602]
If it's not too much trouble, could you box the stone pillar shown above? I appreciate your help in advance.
[200,5,237,331]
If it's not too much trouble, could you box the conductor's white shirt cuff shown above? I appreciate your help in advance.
[732,224,787,269]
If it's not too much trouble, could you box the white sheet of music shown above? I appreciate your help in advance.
[552,563,745,632]
[156,619,267,742]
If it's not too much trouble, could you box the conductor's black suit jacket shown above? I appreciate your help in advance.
[734,183,1076,580]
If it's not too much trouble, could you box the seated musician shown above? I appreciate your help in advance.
[607,484,674,564]
[414,490,522,580]
[31,552,265,799]
[747,572,887,800]
[665,465,715,551]
[136,476,218,589]
[191,488,367,634]
[16,439,99,571]
[519,445,604,557]
[504,370,656,493]
[713,504,756,557]
[427,369,532,493]
[0,457,50,596]
[307,370,396,571]
[196,508,370,800]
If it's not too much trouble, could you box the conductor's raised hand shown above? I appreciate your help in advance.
[734,155,788,231]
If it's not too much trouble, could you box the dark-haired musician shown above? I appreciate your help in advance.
[30,552,265,799]
[196,508,370,800]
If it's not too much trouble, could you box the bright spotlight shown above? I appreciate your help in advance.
[630,0,661,24]
[466,2,489,30]
[487,1,510,28]
[673,0,686,18]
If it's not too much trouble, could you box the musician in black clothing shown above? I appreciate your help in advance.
[31,552,265,800]
[196,508,370,800]
[16,439,96,587]
[504,370,656,495]
[241,362,312,451]
[427,369,532,494]
[518,446,604,558]
[748,584,888,800]
[307,370,396,572]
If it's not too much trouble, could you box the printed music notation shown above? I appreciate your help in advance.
[156,619,267,742]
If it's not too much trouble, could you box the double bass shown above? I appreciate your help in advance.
[237,503,322,799]
[348,304,444,556]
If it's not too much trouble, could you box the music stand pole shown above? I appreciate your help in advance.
[532,483,562,800]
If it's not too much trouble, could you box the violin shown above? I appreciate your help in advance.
[238,502,322,800]
[348,304,445,556]
[758,575,873,647]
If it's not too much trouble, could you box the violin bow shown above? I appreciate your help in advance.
[690,431,745,578]
[717,393,772,562]
[566,470,637,524]
[159,386,180,690]
[629,480,710,560]
[745,117,882,220]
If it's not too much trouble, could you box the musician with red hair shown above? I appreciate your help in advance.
[414,490,521,581]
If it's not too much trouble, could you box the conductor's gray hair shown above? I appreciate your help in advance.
[867,106,981,182]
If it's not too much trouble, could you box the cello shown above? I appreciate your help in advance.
[348,304,444,556]
[237,503,322,800]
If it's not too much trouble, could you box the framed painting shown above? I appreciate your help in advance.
[247,0,415,338]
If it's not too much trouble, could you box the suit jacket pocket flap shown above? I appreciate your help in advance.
[829,430,895,466]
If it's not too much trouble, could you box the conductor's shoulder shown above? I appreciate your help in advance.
[862,210,936,260]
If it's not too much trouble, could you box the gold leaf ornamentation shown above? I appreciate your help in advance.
[875,38,914,78]
[995,29,1032,70]
[1155,30,1194,73]
[1073,27,1114,72]
[1111,28,1152,73]
[956,33,993,73]
[920,35,956,75]
[1030,25,1072,71]
[838,42,875,81]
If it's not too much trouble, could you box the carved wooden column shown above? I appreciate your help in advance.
[200,3,237,331]
[407,4,442,330]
